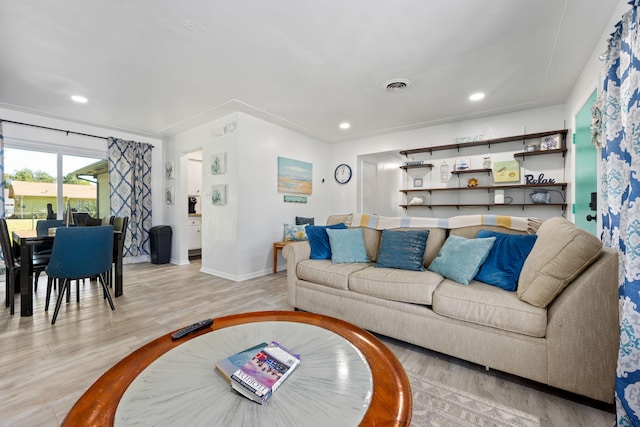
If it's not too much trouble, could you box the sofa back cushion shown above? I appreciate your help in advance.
[517,217,603,307]
[326,214,351,226]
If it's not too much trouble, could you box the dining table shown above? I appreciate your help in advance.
[12,228,124,317]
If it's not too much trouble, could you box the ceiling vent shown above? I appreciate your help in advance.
[385,78,412,92]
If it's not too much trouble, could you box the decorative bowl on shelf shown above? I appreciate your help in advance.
[530,190,551,204]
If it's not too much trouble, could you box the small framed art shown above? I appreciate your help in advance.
[165,161,175,179]
[455,158,470,171]
[493,160,520,183]
[413,177,423,188]
[165,187,175,204]
[540,134,561,151]
[212,184,227,205]
[211,152,226,175]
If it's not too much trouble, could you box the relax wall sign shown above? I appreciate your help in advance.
[524,173,556,185]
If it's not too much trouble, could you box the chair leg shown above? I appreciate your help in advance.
[34,271,41,291]
[76,280,80,303]
[5,268,10,308]
[51,279,69,325]
[98,273,115,311]
[45,277,55,311]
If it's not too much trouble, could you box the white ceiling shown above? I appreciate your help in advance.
[0,1,618,143]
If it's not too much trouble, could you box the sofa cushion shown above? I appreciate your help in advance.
[283,224,308,241]
[474,231,538,291]
[375,229,429,271]
[433,279,548,337]
[297,259,370,290]
[517,217,602,307]
[326,228,370,263]
[427,235,496,285]
[349,267,444,305]
[306,223,348,259]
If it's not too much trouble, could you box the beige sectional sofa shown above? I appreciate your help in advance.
[283,214,619,403]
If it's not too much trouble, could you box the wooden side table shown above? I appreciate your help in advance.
[273,240,296,273]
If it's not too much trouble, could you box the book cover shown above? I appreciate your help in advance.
[215,342,268,383]
[230,341,300,404]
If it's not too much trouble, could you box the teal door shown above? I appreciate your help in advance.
[574,91,598,235]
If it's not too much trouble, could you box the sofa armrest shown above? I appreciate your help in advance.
[282,241,311,307]
[545,247,619,402]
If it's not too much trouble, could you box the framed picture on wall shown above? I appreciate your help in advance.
[455,158,470,171]
[165,161,175,179]
[540,134,561,150]
[165,187,175,204]
[277,156,312,195]
[211,152,226,175]
[212,184,227,205]
[413,177,423,187]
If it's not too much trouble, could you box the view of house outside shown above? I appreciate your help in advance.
[3,148,106,232]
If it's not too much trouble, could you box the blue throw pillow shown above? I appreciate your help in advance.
[428,235,496,285]
[306,223,348,259]
[474,231,538,291]
[374,229,430,271]
[326,228,370,263]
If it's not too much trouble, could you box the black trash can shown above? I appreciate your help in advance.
[149,225,172,264]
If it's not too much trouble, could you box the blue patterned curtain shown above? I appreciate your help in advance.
[599,1,640,424]
[108,138,153,258]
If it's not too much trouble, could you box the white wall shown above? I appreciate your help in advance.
[165,112,331,280]
[330,105,567,219]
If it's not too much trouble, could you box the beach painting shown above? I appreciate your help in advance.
[278,156,312,195]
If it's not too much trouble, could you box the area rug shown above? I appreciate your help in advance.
[407,370,541,426]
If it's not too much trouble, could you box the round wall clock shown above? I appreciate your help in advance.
[334,163,352,184]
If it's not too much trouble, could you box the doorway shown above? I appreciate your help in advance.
[574,91,598,235]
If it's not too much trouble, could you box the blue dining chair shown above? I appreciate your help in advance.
[45,225,115,325]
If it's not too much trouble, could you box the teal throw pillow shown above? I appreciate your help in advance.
[283,224,308,241]
[428,235,496,285]
[374,229,430,271]
[474,231,538,291]
[306,223,348,259]
[326,228,370,263]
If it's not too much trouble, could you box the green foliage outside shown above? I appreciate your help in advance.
[4,169,91,185]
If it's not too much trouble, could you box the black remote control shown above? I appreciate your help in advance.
[170,319,214,340]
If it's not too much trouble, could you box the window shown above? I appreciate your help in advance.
[4,148,107,230]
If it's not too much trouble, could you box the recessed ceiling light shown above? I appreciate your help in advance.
[469,92,485,101]
[71,95,88,103]
[384,78,412,93]
[339,122,351,130]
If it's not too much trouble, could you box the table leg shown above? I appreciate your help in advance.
[19,243,34,316]
[115,240,123,297]
[273,243,278,274]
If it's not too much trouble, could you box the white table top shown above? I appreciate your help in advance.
[115,321,373,426]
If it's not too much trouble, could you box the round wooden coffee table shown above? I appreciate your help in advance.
[62,311,411,426]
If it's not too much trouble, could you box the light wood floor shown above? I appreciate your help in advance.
[1,261,614,426]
